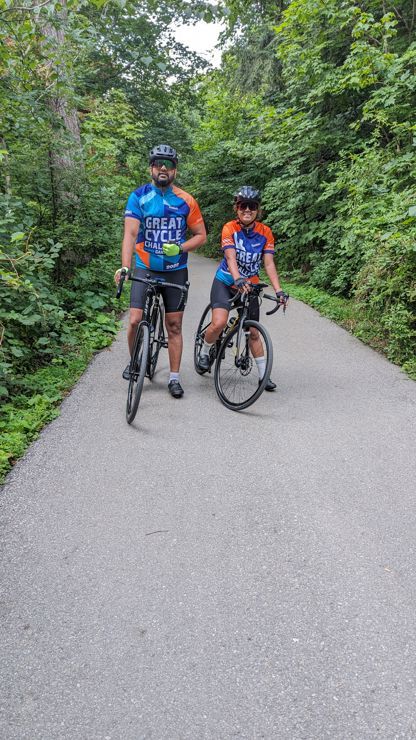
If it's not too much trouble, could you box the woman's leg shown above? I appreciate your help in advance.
[203,308,229,346]
[203,278,234,347]
[249,326,276,390]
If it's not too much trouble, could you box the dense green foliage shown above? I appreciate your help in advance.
[0,0,211,388]
[1,0,415,479]
[0,0,215,478]
[189,0,416,374]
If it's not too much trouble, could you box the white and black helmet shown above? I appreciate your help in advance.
[234,185,261,204]
[149,144,178,165]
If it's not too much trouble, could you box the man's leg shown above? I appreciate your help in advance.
[165,311,184,397]
[127,308,143,354]
[165,311,183,371]
[122,307,143,379]
[124,267,147,376]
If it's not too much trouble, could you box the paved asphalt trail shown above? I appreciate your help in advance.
[1,253,416,740]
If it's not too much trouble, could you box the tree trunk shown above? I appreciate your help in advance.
[0,136,12,196]
[42,0,83,211]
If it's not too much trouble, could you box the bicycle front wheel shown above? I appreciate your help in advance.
[126,322,149,424]
[147,303,165,380]
[214,319,273,411]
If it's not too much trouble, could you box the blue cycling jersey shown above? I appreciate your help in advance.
[215,220,275,286]
[124,183,203,272]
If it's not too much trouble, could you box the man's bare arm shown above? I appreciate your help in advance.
[122,216,141,267]
[181,221,207,253]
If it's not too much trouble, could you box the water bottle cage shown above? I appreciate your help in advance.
[226,316,237,332]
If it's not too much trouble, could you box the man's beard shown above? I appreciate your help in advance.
[153,172,175,187]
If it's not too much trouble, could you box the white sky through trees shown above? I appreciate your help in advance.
[175,21,223,67]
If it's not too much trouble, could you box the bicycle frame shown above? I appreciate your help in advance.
[116,271,190,422]
[227,285,274,364]
[117,272,189,316]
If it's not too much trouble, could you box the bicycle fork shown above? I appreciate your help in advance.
[232,323,251,369]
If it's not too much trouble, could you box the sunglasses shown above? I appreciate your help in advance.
[152,158,176,170]
[237,201,259,211]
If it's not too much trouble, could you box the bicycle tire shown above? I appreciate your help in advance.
[147,303,165,380]
[126,322,150,424]
[194,304,215,375]
[214,319,273,411]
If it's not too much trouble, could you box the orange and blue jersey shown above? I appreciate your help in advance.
[124,183,204,272]
[215,220,275,286]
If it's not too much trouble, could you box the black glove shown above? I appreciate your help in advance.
[234,277,248,288]
[276,290,288,303]
[114,266,130,283]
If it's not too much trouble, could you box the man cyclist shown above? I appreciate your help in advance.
[197,186,287,390]
[115,144,206,398]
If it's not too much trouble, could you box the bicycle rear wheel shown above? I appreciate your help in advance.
[126,322,149,424]
[147,303,165,380]
[194,304,216,375]
[214,319,273,411]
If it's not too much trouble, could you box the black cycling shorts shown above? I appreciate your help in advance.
[130,267,188,313]
[210,277,259,320]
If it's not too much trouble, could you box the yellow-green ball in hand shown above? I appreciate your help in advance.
[162,242,181,257]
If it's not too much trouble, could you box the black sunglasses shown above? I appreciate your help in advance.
[152,158,176,170]
[237,201,259,211]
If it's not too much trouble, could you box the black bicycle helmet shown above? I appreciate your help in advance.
[234,185,261,204]
[149,144,178,165]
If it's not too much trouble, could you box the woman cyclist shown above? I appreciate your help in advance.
[196,186,287,390]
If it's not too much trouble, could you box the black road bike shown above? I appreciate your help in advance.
[117,271,189,423]
[194,283,287,411]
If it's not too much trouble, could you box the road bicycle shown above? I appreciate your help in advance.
[117,271,189,423]
[194,282,287,411]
